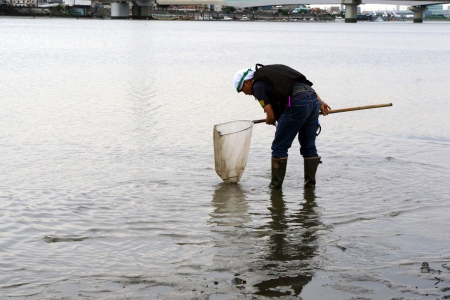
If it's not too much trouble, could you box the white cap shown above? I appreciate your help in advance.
[233,68,255,93]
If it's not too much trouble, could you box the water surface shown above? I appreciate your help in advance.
[1,18,450,299]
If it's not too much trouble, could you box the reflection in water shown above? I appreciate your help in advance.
[255,189,321,297]
[208,183,252,291]
[209,184,322,297]
[210,183,250,228]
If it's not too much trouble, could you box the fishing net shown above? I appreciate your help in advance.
[214,120,254,183]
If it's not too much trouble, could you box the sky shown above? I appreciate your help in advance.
[362,3,449,11]
[310,3,449,11]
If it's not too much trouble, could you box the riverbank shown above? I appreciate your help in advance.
[0,6,111,18]
[0,6,334,21]
[2,7,449,22]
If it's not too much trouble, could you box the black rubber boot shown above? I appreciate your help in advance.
[269,157,288,189]
[304,156,321,188]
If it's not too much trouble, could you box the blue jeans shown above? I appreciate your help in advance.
[271,92,320,158]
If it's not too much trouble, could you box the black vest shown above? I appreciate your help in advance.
[252,64,313,120]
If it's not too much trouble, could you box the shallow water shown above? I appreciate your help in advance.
[1,18,450,299]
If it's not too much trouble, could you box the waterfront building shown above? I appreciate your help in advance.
[427,4,445,14]
[64,0,91,6]
[6,0,35,6]
[4,0,86,7]
[328,6,340,13]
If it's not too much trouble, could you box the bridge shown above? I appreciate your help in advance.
[106,0,449,23]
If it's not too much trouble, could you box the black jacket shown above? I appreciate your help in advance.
[252,64,313,120]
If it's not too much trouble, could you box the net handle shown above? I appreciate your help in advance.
[253,103,392,124]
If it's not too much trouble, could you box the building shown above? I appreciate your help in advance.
[6,0,35,6]
[328,6,340,13]
[427,4,445,15]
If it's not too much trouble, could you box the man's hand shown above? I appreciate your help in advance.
[317,93,331,116]
[263,104,276,125]
[266,116,276,125]
[320,102,331,116]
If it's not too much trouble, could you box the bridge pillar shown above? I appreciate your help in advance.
[131,6,152,19]
[408,6,427,23]
[342,0,361,23]
[130,1,153,19]
[111,2,129,19]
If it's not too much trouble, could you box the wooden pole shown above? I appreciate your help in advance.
[253,103,392,123]
[323,103,392,115]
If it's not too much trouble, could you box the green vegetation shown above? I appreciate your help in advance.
[277,8,289,15]
[56,4,67,14]
[424,15,447,19]
[223,6,236,13]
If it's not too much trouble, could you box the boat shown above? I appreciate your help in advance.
[223,16,233,21]
[151,14,178,20]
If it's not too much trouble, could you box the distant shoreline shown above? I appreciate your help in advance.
[1,8,449,22]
